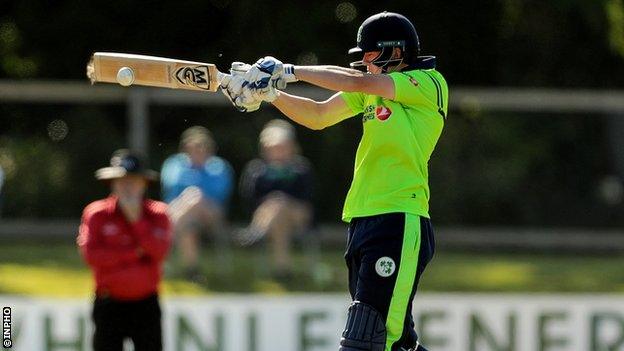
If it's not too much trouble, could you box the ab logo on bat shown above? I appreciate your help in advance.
[175,66,210,90]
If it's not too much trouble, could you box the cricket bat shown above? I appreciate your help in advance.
[86,52,226,91]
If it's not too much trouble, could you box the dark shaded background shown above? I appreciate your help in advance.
[1,0,624,225]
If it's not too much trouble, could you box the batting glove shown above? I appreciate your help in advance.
[245,56,297,90]
[239,78,279,104]
[220,62,261,112]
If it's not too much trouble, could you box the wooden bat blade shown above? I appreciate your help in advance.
[87,52,224,92]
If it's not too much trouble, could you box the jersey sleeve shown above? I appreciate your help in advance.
[77,207,139,269]
[388,71,429,106]
[132,205,172,263]
[339,91,367,115]
[389,70,449,117]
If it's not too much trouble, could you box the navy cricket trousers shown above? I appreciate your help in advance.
[345,212,435,351]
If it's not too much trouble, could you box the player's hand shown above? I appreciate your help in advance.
[220,62,261,112]
[239,77,279,104]
[244,56,297,90]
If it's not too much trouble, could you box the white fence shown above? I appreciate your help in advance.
[2,294,624,351]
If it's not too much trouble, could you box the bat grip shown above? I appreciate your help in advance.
[216,71,228,85]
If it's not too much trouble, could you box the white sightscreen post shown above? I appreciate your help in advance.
[127,89,150,158]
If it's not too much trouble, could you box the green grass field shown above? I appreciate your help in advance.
[0,242,623,297]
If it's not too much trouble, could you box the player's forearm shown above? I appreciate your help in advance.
[294,65,366,92]
[272,91,329,130]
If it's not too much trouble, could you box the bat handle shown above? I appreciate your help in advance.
[216,71,228,86]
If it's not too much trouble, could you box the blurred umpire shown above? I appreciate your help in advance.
[221,11,447,351]
[77,149,172,351]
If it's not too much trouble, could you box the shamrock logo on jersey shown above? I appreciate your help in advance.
[375,256,396,277]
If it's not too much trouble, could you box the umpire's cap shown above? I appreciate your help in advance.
[95,149,159,182]
[348,11,420,63]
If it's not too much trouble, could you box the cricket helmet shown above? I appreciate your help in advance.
[349,11,421,70]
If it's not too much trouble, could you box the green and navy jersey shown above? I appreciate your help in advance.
[339,67,448,222]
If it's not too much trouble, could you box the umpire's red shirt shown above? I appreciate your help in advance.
[77,196,172,301]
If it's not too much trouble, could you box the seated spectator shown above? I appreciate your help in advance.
[239,119,314,277]
[161,126,234,281]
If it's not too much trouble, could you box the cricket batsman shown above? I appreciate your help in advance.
[221,11,448,351]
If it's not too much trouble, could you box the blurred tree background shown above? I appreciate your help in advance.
[1,0,624,225]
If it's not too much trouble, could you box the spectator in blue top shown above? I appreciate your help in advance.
[161,126,234,281]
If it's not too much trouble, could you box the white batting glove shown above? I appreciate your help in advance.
[244,56,297,90]
[220,62,261,112]
[238,79,279,105]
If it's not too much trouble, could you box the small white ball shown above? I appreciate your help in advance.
[116,67,135,86]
